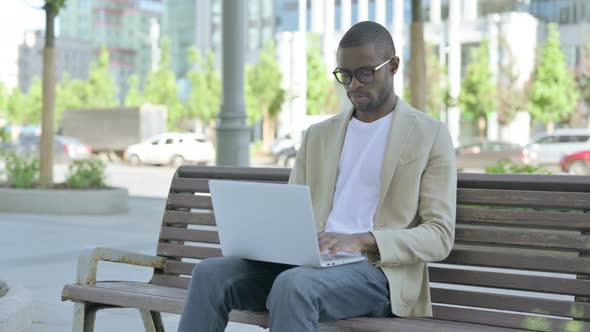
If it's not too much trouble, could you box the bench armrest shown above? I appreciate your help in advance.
[76,247,166,285]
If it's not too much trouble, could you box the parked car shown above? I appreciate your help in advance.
[560,150,590,175]
[0,135,92,163]
[271,133,300,163]
[521,129,590,165]
[125,133,215,166]
[455,140,522,170]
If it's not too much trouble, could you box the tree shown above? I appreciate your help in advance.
[124,74,143,107]
[56,73,86,126]
[245,42,285,149]
[458,39,497,138]
[424,43,448,118]
[144,38,183,130]
[186,48,221,130]
[6,88,28,125]
[528,23,579,133]
[577,40,590,112]
[497,37,526,127]
[24,76,43,125]
[86,48,118,108]
[40,0,66,187]
[306,35,334,115]
[409,0,426,111]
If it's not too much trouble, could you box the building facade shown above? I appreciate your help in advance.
[18,30,93,92]
[59,0,165,100]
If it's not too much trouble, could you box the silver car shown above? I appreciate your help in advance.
[521,129,590,165]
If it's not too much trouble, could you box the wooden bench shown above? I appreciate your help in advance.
[62,166,590,332]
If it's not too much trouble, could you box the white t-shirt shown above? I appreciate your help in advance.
[324,111,394,237]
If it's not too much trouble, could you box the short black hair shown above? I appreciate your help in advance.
[338,21,396,58]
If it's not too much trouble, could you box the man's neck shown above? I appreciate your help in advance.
[354,94,397,123]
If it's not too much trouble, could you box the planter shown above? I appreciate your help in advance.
[0,187,128,214]
[0,282,32,332]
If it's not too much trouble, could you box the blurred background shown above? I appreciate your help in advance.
[0,0,589,177]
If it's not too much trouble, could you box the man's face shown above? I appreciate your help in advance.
[336,44,398,112]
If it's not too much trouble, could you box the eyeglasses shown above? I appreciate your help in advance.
[332,58,391,85]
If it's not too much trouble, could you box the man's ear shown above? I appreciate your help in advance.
[390,56,400,75]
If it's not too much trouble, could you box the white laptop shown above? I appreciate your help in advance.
[208,180,367,268]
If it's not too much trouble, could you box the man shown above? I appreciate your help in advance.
[178,21,456,332]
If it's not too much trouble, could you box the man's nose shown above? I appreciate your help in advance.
[349,76,364,90]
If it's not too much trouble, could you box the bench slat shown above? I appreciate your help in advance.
[157,243,221,260]
[171,178,286,193]
[167,194,213,210]
[457,188,590,210]
[162,210,216,226]
[176,166,291,182]
[159,227,220,244]
[432,305,590,332]
[151,274,190,289]
[457,207,590,231]
[429,266,590,297]
[431,288,590,319]
[442,248,590,274]
[454,227,590,251]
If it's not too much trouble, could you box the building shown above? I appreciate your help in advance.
[163,0,275,81]
[59,0,165,100]
[18,30,93,92]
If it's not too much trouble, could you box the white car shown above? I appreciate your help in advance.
[125,133,215,166]
[521,128,590,165]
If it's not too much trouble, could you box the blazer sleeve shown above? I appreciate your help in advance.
[288,129,309,185]
[370,123,457,267]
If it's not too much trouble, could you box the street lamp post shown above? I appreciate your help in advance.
[216,0,250,166]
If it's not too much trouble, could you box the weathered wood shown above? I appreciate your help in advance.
[442,248,590,274]
[457,172,590,193]
[457,207,590,231]
[159,227,220,244]
[457,188,590,210]
[431,288,590,319]
[150,274,191,289]
[156,243,221,260]
[429,266,590,297]
[171,178,286,193]
[432,305,590,332]
[166,193,213,210]
[454,227,590,251]
[162,210,216,226]
[176,166,291,182]
[164,261,196,276]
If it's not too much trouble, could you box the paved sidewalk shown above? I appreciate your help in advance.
[0,196,266,332]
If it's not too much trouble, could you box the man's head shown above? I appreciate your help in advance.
[335,21,399,113]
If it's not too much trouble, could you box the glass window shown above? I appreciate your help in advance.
[536,136,557,144]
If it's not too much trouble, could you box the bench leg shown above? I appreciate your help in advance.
[140,310,165,332]
[72,303,99,332]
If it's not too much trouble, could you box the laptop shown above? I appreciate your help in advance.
[208,180,367,268]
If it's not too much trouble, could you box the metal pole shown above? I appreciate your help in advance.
[216,0,250,167]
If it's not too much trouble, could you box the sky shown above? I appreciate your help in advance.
[0,1,47,89]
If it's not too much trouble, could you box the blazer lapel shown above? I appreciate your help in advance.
[377,98,417,209]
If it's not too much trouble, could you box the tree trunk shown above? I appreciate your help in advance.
[262,109,274,152]
[478,116,487,140]
[40,6,57,188]
[410,0,426,111]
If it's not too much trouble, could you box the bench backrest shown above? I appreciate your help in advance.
[153,166,590,331]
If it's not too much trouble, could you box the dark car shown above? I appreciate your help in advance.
[560,150,590,175]
[455,141,522,170]
[1,135,92,163]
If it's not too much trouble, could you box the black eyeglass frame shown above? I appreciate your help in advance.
[332,58,392,85]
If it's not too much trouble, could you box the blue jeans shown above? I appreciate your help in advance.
[177,257,393,332]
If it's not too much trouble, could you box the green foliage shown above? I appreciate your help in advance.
[124,74,143,107]
[485,160,550,175]
[2,152,39,189]
[144,38,183,130]
[186,48,221,123]
[6,88,29,125]
[0,83,6,116]
[577,40,590,108]
[65,159,107,189]
[86,48,118,108]
[497,38,526,125]
[528,24,579,126]
[306,35,333,115]
[44,0,66,12]
[459,39,497,120]
[424,43,448,118]
[56,73,86,126]
[245,42,285,123]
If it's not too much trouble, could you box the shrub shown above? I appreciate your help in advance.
[485,160,550,175]
[2,152,39,189]
[65,159,107,189]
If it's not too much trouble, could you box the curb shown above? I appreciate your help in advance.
[0,282,32,332]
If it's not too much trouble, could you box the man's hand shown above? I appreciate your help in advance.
[318,232,379,257]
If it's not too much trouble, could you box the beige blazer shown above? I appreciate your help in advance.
[288,97,457,317]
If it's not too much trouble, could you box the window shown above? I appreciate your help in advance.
[165,139,174,144]
[536,136,557,144]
